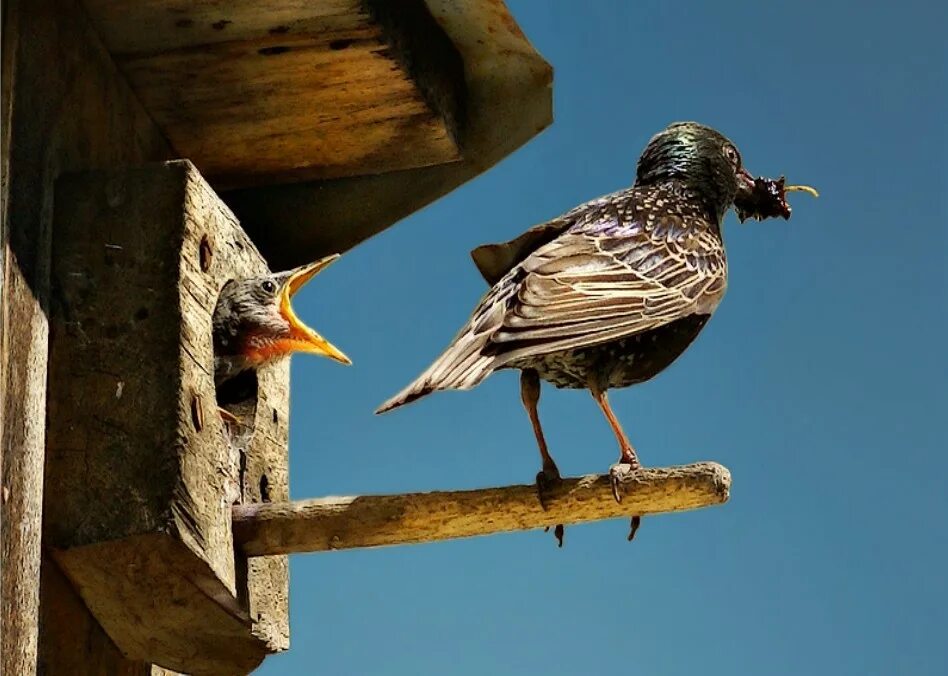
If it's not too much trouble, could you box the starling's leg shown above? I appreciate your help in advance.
[521,369,564,547]
[590,387,642,541]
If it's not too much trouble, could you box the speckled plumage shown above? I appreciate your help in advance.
[377,125,739,412]
[376,121,770,543]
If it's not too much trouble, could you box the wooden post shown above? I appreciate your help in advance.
[233,462,731,555]
[45,161,289,674]
[1,2,172,673]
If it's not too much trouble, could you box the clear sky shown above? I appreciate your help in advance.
[258,2,947,674]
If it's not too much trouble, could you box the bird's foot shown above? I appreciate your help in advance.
[608,460,640,503]
[543,523,565,548]
[627,516,642,542]
[536,464,564,547]
[535,463,562,511]
[609,461,642,543]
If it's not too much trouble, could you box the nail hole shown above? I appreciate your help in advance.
[258,46,291,56]
[199,235,213,272]
[190,393,204,432]
[259,474,271,502]
[272,409,278,424]
[211,19,231,30]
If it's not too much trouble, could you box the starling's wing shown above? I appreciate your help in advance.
[376,201,726,414]
[470,192,620,285]
[470,220,568,286]
[484,219,727,363]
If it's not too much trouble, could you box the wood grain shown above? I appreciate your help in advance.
[233,462,731,556]
[81,0,464,186]
[46,161,289,674]
[40,552,200,676]
[1,1,172,674]
[222,0,553,269]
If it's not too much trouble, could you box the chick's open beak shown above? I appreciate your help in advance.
[278,254,351,365]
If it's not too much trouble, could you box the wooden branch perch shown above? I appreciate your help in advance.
[233,462,731,556]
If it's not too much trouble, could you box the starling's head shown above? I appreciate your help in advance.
[635,121,756,218]
[213,254,351,369]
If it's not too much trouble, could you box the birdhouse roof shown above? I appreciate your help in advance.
[83,0,552,266]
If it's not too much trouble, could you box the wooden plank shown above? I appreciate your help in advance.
[38,554,177,676]
[1,1,172,674]
[233,463,732,556]
[47,161,290,673]
[222,0,553,268]
[81,0,464,186]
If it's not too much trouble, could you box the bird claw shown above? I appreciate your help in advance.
[627,516,641,542]
[535,465,562,511]
[543,523,565,548]
[536,466,564,547]
[608,462,637,503]
[609,463,642,541]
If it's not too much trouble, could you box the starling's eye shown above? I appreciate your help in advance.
[261,280,277,295]
[723,145,741,167]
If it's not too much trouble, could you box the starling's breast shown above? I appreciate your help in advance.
[511,314,711,390]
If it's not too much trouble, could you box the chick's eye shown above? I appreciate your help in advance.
[261,280,277,294]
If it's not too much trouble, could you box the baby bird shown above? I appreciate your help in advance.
[214,254,350,405]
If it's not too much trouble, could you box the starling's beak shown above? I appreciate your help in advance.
[278,254,352,365]
[735,168,757,203]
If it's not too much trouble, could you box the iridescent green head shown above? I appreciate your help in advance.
[635,121,756,219]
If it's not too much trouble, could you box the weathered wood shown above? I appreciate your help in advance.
[237,359,292,652]
[38,554,177,676]
[81,0,464,187]
[1,1,172,674]
[233,462,732,556]
[46,161,289,674]
[223,0,554,269]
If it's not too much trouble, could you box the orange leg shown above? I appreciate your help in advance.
[521,370,560,478]
[521,369,564,547]
[590,386,642,542]
[590,389,640,468]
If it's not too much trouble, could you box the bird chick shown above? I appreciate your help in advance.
[376,122,814,546]
[213,254,350,403]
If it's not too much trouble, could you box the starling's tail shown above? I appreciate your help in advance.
[376,263,523,414]
[374,332,497,414]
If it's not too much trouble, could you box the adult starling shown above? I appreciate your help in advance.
[214,253,350,403]
[376,122,813,544]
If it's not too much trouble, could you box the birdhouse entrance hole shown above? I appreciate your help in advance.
[46,161,291,674]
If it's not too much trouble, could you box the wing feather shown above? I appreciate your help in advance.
[376,185,727,413]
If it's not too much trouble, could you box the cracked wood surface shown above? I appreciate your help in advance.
[233,462,731,556]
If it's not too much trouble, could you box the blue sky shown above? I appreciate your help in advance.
[258,2,947,674]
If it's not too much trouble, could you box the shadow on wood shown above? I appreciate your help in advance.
[233,462,731,556]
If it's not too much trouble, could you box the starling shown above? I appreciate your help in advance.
[214,253,350,406]
[376,122,814,544]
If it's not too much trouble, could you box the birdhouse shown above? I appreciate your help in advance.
[4,2,554,673]
[46,161,289,674]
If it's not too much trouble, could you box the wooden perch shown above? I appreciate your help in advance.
[233,462,731,556]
